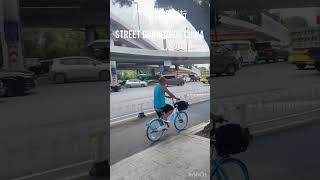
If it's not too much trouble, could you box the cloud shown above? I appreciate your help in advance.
[111,0,209,52]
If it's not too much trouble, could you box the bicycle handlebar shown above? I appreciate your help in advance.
[211,114,228,123]
[165,96,180,101]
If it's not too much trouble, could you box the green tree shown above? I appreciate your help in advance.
[282,16,309,30]
[22,29,87,59]
[22,30,41,58]
[197,66,208,73]
[118,70,138,80]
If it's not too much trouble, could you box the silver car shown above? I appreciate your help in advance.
[46,56,108,83]
[125,79,148,88]
[162,74,185,86]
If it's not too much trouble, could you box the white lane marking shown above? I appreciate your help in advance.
[10,160,93,180]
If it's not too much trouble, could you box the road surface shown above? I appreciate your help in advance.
[2,61,320,179]
[237,120,320,180]
[212,62,320,124]
[110,100,210,165]
[111,82,209,119]
[211,62,320,179]
[0,81,106,179]
[214,62,320,99]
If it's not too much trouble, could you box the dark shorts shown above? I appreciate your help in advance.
[156,104,174,117]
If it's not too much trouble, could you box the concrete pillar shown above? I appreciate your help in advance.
[110,37,114,46]
[163,60,172,74]
[1,0,23,70]
[151,69,155,76]
[0,0,4,68]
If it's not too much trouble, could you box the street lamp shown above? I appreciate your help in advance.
[186,27,189,52]
[133,1,141,31]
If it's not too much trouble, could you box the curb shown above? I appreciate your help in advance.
[57,172,88,180]
[61,116,317,180]
[181,120,210,135]
[110,98,209,128]
[251,117,317,137]
[248,107,320,137]
[61,121,211,180]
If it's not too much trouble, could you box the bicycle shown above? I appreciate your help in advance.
[145,97,189,142]
[210,114,251,180]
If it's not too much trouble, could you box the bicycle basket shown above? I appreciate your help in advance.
[174,101,189,111]
[214,123,251,156]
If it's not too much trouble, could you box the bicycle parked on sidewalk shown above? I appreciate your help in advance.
[211,114,252,180]
[145,97,189,142]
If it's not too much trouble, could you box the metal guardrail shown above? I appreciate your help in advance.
[214,98,320,133]
[111,91,210,120]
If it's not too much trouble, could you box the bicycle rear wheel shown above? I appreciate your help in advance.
[146,119,165,142]
[173,112,188,131]
[211,158,249,180]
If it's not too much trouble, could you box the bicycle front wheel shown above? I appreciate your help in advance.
[174,112,188,131]
[211,158,249,180]
[146,119,165,142]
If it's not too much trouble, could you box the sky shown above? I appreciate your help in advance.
[270,7,320,26]
[110,0,209,53]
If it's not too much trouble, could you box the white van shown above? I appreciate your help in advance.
[218,40,258,65]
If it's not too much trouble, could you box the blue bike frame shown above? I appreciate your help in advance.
[144,111,181,131]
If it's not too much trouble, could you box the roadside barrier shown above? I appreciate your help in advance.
[214,98,320,133]
[111,91,210,120]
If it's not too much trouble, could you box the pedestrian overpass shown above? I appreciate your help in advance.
[1,0,316,70]
[111,46,209,65]
[216,0,320,10]
[88,39,209,66]
[217,14,290,44]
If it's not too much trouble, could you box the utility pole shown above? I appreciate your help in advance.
[2,0,23,70]
[133,2,141,31]
[186,27,189,52]
[213,5,222,42]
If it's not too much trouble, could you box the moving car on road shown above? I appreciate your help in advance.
[255,41,289,63]
[211,44,240,76]
[200,71,210,84]
[125,79,148,88]
[200,76,210,84]
[138,75,160,85]
[0,70,37,97]
[217,40,258,65]
[42,56,108,84]
[289,50,314,70]
[189,74,199,82]
[308,47,320,72]
[182,75,191,82]
[289,28,320,70]
[162,74,185,86]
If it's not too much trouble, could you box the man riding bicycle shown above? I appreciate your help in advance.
[154,76,180,130]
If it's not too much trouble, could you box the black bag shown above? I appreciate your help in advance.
[174,101,189,111]
[89,160,109,177]
[214,123,251,156]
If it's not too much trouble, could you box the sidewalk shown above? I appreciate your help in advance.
[110,128,209,180]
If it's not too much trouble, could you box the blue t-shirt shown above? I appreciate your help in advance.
[154,84,166,109]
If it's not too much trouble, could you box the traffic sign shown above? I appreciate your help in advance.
[159,65,164,75]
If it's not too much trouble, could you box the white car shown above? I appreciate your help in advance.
[217,40,258,65]
[182,75,191,82]
[43,56,108,83]
[125,79,148,88]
